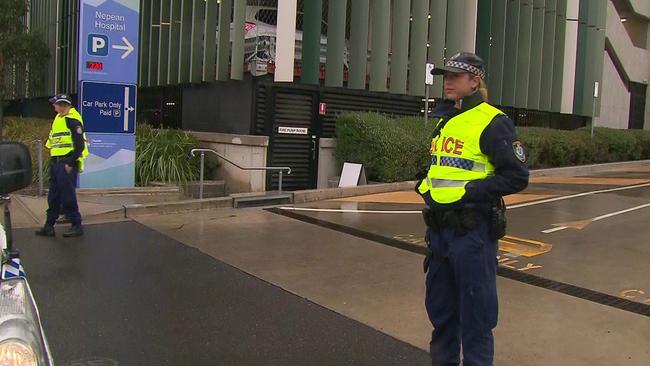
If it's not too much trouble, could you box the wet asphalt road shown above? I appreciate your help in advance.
[14,221,429,366]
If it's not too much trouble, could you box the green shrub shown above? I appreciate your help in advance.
[336,113,650,182]
[335,112,436,182]
[135,124,200,186]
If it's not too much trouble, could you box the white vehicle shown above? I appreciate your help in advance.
[0,142,53,366]
[221,5,350,76]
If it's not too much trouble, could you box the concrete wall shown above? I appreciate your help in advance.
[191,132,268,193]
[597,51,632,129]
[317,138,338,188]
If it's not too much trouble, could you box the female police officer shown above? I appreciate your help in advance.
[417,52,529,366]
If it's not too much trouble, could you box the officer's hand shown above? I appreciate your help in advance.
[64,164,73,174]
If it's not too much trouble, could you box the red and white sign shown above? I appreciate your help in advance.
[319,102,327,116]
[244,21,256,33]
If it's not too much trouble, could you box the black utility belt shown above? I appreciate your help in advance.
[422,206,480,236]
[422,200,506,240]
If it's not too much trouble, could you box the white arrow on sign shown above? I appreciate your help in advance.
[112,36,134,59]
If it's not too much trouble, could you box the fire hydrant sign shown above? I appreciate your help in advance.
[79,0,139,84]
[80,81,136,134]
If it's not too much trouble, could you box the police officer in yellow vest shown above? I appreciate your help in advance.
[418,53,529,365]
[35,94,88,238]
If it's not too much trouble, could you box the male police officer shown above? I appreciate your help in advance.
[35,94,88,238]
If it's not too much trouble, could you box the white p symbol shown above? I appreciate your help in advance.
[92,37,106,53]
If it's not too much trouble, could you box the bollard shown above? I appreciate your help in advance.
[199,152,205,200]
[37,140,44,196]
[278,170,283,194]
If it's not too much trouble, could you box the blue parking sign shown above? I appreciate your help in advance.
[87,34,109,56]
[81,81,136,134]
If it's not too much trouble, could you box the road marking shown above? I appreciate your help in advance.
[279,207,419,214]
[281,183,650,215]
[499,235,553,257]
[541,226,568,234]
[509,182,650,209]
[542,202,650,233]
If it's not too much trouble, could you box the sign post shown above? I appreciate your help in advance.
[77,0,140,188]
[425,63,435,129]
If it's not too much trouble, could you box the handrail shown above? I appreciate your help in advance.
[190,148,291,199]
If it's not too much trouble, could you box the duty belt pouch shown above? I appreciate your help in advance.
[490,198,507,240]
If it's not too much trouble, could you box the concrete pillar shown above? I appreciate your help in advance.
[158,1,171,85]
[502,0,520,106]
[190,0,205,83]
[539,0,557,111]
[178,0,193,83]
[515,0,533,108]
[275,0,298,82]
[349,0,370,89]
[408,0,429,96]
[488,0,507,104]
[390,0,410,94]
[527,0,546,110]
[445,0,465,56]
[560,0,579,114]
[231,0,246,80]
[216,0,232,81]
[202,0,217,81]
[428,0,447,98]
[369,0,390,92]
[551,0,567,112]
[325,0,347,87]
[168,0,182,85]
[462,0,478,53]
[301,0,323,84]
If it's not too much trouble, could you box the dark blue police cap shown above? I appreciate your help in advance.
[431,52,485,79]
[48,94,72,105]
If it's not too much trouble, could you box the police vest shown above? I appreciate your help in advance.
[418,102,504,204]
[46,108,89,169]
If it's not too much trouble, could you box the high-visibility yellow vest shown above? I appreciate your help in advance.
[46,108,89,171]
[418,102,504,204]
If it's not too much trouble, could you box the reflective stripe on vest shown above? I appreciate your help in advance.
[419,102,504,204]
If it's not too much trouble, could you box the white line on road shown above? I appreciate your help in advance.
[541,226,568,234]
[542,202,650,234]
[508,182,650,209]
[278,207,419,214]
[279,182,650,215]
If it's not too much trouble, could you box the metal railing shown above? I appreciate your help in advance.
[190,148,291,199]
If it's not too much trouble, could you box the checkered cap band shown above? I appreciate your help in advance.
[445,60,485,79]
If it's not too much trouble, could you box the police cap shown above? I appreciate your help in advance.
[431,52,485,79]
[48,94,72,105]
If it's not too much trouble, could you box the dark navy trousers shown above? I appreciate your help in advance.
[46,161,81,227]
[425,215,498,366]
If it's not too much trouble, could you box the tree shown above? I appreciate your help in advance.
[0,0,50,139]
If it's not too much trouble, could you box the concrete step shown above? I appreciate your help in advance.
[232,193,293,208]
[183,180,227,199]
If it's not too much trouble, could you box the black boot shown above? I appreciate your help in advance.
[35,225,55,237]
[62,225,84,238]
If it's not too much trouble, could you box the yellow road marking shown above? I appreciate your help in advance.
[498,235,553,257]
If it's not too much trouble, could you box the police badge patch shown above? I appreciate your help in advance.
[513,141,527,163]
[76,126,83,135]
